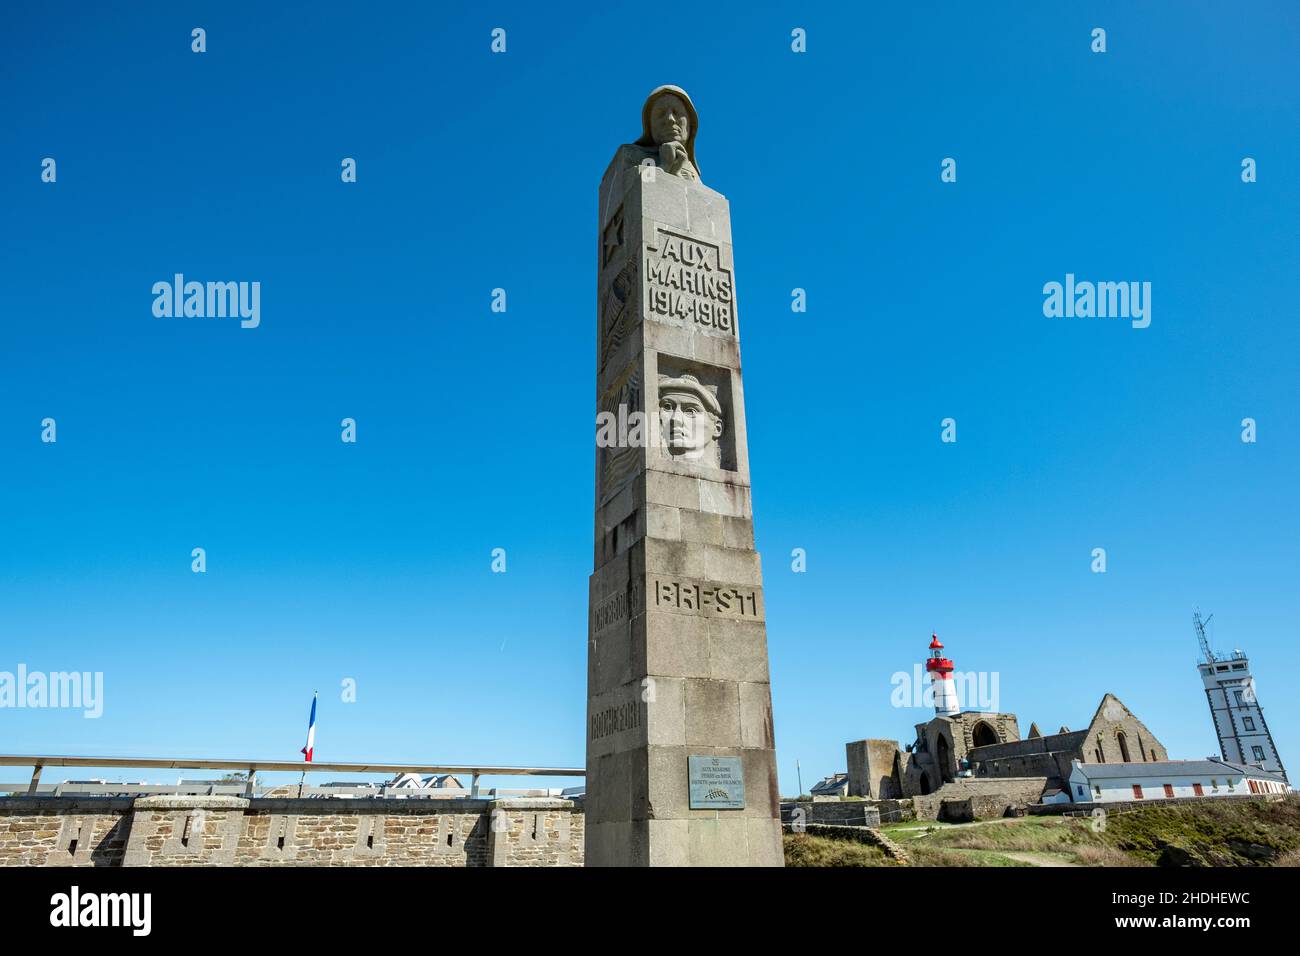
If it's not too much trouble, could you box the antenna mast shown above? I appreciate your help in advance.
[1193,610,1216,664]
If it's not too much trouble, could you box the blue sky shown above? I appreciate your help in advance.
[2,1,1298,792]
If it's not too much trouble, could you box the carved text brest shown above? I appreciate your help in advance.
[652,577,761,619]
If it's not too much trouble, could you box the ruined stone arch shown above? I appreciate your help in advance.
[971,720,999,748]
[918,771,933,795]
[1116,730,1132,762]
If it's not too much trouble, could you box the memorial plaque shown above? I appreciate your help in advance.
[687,755,745,809]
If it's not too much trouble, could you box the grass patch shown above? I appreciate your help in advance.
[783,833,895,867]
[1100,799,1300,866]
[1276,847,1300,867]
[906,845,1033,867]
[922,816,1102,855]
[1073,844,1145,867]
[788,799,1300,867]
[881,820,956,840]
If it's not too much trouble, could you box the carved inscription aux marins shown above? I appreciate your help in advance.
[652,577,760,619]
[644,231,734,335]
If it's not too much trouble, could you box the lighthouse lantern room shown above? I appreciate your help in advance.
[926,633,960,715]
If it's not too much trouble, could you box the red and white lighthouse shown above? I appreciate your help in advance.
[926,633,960,715]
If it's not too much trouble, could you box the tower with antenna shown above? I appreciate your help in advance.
[1194,610,1287,782]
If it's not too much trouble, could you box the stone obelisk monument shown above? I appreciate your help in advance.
[585,86,782,866]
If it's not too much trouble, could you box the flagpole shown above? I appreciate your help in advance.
[298,690,317,798]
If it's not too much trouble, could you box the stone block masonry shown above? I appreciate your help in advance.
[911,777,1047,821]
[0,795,583,868]
[0,798,132,867]
[586,86,782,866]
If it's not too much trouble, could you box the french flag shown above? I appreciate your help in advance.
[301,692,317,762]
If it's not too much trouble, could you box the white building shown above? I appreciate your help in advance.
[810,773,850,797]
[1067,758,1289,804]
[387,773,464,791]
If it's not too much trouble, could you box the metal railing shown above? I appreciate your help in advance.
[0,754,585,799]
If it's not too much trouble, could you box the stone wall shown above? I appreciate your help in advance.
[969,748,1077,784]
[486,800,583,867]
[845,739,904,798]
[911,777,1046,821]
[875,798,915,823]
[780,798,916,827]
[0,795,583,868]
[969,730,1087,763]
[0,798,132,867]
[936,793,1032,823]
[781,800,880,828]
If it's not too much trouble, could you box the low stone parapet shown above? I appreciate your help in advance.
[0,794,584,867]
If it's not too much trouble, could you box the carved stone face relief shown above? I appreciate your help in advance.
[658,373,723,464]
[634,85,701,183]
[649,94,690,147]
